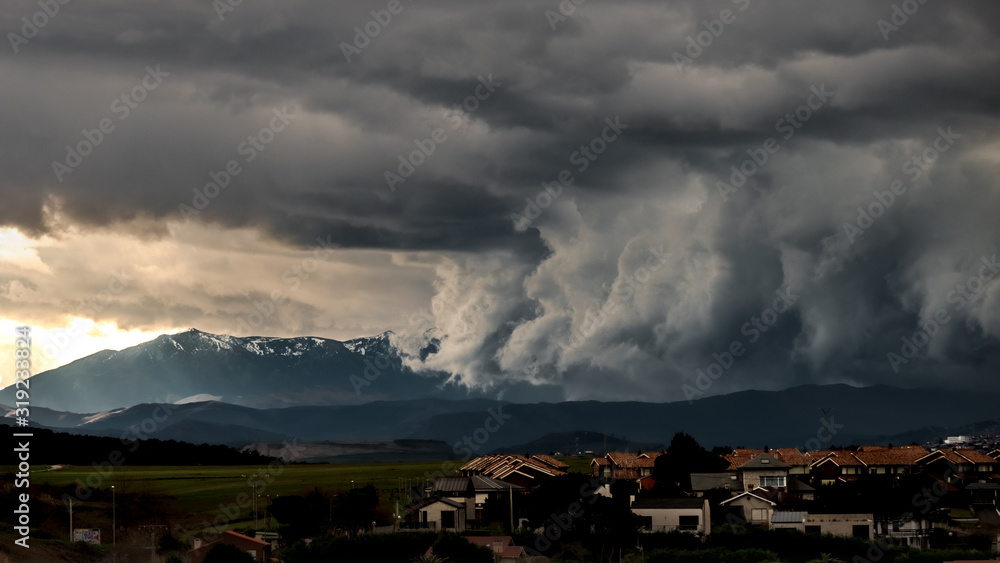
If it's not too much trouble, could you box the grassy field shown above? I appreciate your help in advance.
[5,456,594,537]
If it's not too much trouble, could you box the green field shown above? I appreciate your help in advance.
[7,457,593,537]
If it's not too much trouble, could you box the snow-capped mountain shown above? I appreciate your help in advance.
[0,329,462,412]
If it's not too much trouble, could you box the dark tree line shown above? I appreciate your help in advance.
[2,422,277,465]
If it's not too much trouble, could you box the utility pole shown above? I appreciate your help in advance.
[111,485,116,547]
[68,498,72,542]
[509,487,514,533]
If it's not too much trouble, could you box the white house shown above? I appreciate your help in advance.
[413,497,468,532]
[719,490,777,525]
[771,512,874,539]
[630,498,711,534]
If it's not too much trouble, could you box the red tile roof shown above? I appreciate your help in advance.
[532,454,569,470]
[722,449,764,470]
[852,446,927,466]
[813,451,865,467]
[955,449,997,464]
[772,448,814,466]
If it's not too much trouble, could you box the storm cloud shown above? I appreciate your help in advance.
[1,0,998,401]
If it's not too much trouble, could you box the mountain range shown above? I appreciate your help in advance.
[3,329,998,460]
[2,329,472,412]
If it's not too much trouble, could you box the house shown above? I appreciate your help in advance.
[719,490,777,525]
[851,445,928,477]
[460,455,566,487]
[630,498,711,534]
[965,481,1000,506]
[188,531,270,563]
[469,475,524,525]
[808,451,866,484]
[770,512,874,539]
[592,451,663,480]
[875,516,932,549]
[771,449,815,476]
[785,477,816,501]
[724,452,790,492]
[426,477,477,525]
[917,448,997,478]
[690,472,743,496]
[409,496,469,532]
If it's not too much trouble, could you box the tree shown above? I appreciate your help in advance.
[203,542,256,563]
[332,485,379,537]
[270,490,330,541]
[651,432,728,496]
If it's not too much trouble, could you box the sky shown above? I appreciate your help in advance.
[1,0,999,402]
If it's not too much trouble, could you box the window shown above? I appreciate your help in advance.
[760,476,786,487]
[852,525,870,539]
[805,525,821,534]
[441,510,455,529]
[750,509,768,522]
[679,515,699,531]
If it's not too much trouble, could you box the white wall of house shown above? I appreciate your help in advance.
[741,468,789,491]
[420,501,467,531]
[631,502,710,534]
[725,495,774,525]
[805,514,873,539]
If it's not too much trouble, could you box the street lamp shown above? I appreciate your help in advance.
[111,485,116,547]
[243,473,269,531]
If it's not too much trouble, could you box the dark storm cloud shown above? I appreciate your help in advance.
[1,0,999,401]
